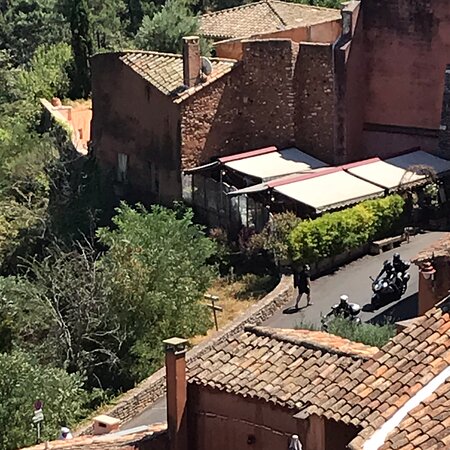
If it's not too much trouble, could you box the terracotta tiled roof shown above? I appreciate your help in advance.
[22,424,166,450]
[200,0,341,40]
[347,298,450,450]
[412,232,450,264]
[119,51,236,103]
[188,325,378,424]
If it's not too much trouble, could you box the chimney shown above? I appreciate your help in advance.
[183,36,201,88]
[164,337,188,450]
[92,415,121,435]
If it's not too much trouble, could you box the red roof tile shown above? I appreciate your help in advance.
[200,0,341,40]
[119,51,236,103]
[348,298,450,449]
[188,325,378,424]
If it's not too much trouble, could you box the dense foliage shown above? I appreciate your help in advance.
[0,351,86,450]
[96,203,215,380]
[289,195,405,263]
[0,204,215,390]
[247,211,301,262]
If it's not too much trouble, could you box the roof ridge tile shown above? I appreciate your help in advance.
[245,325,377,360]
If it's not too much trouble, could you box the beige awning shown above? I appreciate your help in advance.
[223,147,328,181]
[274,170,384,212]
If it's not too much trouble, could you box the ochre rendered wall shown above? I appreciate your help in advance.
[362,0,450,132]
[91,53,182,205]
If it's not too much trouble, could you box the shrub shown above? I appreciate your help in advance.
[247,211,302,261]
[289,195,405,263]
[295,317,396,348]
[326,317,396,348]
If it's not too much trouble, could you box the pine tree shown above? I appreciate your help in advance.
[69,0,93,98]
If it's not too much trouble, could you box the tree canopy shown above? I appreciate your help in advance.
[0,351,86,450]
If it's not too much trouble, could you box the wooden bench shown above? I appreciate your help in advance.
[370,234,406,255]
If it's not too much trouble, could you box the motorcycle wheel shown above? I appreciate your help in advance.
[371,294,381,309]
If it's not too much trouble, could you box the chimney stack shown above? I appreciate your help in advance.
[183,36,201,88]
[92,415,121,435]
[164,337,188,450]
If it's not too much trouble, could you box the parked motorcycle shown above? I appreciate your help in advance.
[321,295,362,331]
[370,259,410,309]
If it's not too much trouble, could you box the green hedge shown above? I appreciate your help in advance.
[289,195,405,263]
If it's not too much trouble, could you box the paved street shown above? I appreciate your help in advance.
[264,231,445,329]
[122,231,444,430]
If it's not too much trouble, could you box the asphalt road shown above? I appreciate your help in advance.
[122,231,444,430]
[264,231,445,329]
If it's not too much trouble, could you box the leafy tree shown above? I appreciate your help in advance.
[68,0,93,98]
[5,43,73,121]
[0,0,69,66]
[97,203,215,379]
[136,0,201,54]
[0,243,127,390]
[0,351,86,450]
[248,212,301,262]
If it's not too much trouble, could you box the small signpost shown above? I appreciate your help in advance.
[32,400,44,444]
[203,294,222,331]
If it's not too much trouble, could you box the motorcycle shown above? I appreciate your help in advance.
[321,302,362,331]
[370,266,410,309]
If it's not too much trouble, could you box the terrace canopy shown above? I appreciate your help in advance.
[272,169,385,213]
[218,146,328,181]
[345,151,450,190]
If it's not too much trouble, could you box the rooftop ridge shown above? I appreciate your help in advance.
[201,0,341,18]
[266,0,288,27]
[245,325,377,360]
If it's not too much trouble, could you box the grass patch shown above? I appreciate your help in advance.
[190,274,278,345]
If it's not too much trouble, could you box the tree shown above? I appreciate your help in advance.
[0,0,69,66]
[6,43,73,120]
[97,203,215,379]
[0,351,86,450]
[136,0,201,54]
[0,243,128,390]
[68,0,93,98]
[89,0,129,51]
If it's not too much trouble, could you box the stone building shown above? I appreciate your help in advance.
[91,0,450,209]
[91,35,338,206]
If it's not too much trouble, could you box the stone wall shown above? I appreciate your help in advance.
[294,42,335,164]
[76,276,294,435]
[180,39,298,169]
[181,38,337,170]
[438,65,450,157]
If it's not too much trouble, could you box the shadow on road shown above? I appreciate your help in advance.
[283,305,307,314]
[367,292,418,325]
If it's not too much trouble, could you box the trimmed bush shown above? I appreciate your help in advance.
[289,195,405,263]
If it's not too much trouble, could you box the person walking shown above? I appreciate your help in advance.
[294,264,311,309]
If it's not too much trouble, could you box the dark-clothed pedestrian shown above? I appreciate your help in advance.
[294,264,311,308]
